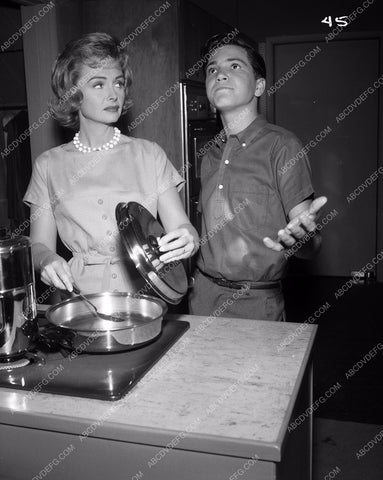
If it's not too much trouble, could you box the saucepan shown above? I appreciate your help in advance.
[38,201,187,354]
[39,292,167,353]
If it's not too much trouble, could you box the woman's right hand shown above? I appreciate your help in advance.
[40,252,74,292]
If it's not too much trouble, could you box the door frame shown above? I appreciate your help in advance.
[265,31,383,282]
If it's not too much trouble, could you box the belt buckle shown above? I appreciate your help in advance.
[225,279,242,289]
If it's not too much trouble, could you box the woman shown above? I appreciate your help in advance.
[24,32,198,294]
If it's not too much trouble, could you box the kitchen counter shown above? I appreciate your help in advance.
[0,315,316,480]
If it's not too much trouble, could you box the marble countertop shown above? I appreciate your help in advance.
[0,314,316,460]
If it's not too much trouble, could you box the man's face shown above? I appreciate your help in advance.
[205,45,264,114]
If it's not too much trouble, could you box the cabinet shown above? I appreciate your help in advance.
[0,368,312,480]
[0,315,316,480]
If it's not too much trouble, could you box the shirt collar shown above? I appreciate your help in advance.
[215,115,267,149]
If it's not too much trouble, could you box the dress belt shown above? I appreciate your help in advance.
[198,269,281,290]
[72,253,124,292]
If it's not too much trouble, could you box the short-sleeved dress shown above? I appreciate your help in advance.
[24,136,184,294]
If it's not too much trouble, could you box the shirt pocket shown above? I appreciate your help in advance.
[230,187,269,232]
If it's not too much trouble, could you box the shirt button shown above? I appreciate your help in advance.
[102,214,107,220]
[242,142,246,147]
[218,184,223,189]
[98,199,103,205]
[109,246,116,252]
[112,273,117,279]
[224,159,229,165]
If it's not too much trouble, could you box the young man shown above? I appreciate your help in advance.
[188,33,327,321]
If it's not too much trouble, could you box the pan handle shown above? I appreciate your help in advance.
[36,303,50,315]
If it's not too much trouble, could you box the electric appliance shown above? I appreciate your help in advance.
[0,205,190,401]
[180,81,222,275]
[0,314,188,401]
[0,229,37,362]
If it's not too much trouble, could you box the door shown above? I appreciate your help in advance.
[266,34,382,279]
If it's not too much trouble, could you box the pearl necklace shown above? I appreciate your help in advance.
[73,127,121,153]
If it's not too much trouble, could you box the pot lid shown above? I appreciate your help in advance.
[115,202,188,304]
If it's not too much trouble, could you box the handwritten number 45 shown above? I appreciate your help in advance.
[321,16,349,28]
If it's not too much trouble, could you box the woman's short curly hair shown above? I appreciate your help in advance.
[50,32,133,130]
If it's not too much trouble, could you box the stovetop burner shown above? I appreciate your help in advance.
[0,352,45,370]
[0,357,30,370]
[0,317,189,401]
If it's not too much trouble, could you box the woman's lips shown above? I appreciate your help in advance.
[104,106,119,112]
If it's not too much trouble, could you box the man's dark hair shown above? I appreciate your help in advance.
[201,32,266,79]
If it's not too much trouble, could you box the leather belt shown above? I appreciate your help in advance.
[198,269,281,290]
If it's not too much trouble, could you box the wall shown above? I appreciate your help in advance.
[79,0,181,169]
[189,0,237,29]
[190,0,382,40]
[0,4,27,228]
[0,5,26,107]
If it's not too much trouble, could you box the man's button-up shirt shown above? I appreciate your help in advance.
[197,115,314,282]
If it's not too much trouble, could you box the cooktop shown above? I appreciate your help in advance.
[0,317,189,401]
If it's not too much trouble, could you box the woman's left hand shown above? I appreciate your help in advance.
[157,227,198,263]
